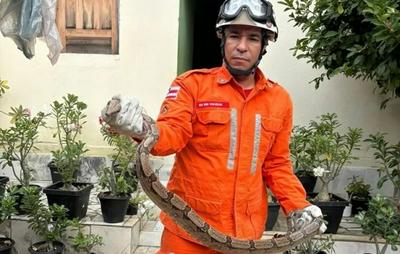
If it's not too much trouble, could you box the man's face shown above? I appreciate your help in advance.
[224,25,263,72]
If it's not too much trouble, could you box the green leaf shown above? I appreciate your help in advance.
[324,31,338,38]
[337,4,344,14]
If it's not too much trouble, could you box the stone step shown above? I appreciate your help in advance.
[133,246,159,254]
[139,220,164,247]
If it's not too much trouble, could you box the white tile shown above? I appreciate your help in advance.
[139,231,162,247]
[91,225,131,254]
[10,219,40,254]
[0,220,10,238]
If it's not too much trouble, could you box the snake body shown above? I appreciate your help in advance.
[106,101,323,254]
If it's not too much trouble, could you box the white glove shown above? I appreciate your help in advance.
[287,205,327,234]
[101,95,145,138]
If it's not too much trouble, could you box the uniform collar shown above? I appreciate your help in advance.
[217,65,272,90]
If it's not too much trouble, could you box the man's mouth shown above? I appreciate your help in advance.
[232,57,249,62]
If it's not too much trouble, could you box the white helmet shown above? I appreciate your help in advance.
[216,0,278,42]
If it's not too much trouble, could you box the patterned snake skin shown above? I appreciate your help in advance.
[105,100,323,254]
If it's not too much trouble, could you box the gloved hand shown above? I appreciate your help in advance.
[101,95,145,138]
[287,205,327,234]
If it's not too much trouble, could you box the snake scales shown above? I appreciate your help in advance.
[105,100,323,254]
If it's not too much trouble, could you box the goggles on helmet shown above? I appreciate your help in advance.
[219,0,274,23]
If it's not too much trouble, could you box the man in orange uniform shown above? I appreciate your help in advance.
[102,0,326,253]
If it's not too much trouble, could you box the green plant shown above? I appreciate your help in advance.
[296,113,363,201]
[365,133,400,202]
[356,195,400,254]
[50,94,88,190]
[21,186,72,250]
[0,78,9,98]
[290,125,317,177]
[129,191,147,208]
[0,186,17,226]
[0,106,49,186]
[346,176,371,200]
[279,0,400,108]
[99,122,138,196]
[70,220,103,254]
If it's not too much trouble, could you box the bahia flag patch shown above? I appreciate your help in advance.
[166,85,180,99]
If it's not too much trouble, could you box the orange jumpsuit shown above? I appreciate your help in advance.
[152,66,310,253]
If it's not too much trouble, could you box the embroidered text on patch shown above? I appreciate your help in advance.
[197,101,229,109]
[166,86,180,99]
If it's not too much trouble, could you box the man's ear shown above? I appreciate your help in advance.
[262,44,268,55]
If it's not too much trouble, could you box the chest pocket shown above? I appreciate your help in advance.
[193,110,231,151]
[259,117,283,158]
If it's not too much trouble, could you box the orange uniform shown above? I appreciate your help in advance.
[151,66,309,248]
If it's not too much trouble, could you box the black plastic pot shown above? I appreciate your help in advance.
[0,237,15,254]
[351,197,370,215]
[126,203,138,215]
[309,193,349,234]
[15,184,42,215]
[43,182,93,219]
[98,192,130,223]
[47,161,78,183]
[28,240,65,254]
[297,175,317,194]
[265,202,280,230]
[0,176,9,196]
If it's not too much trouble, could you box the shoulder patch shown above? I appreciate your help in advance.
[165,85,181,100]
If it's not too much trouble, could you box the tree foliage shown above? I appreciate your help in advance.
[279,0,400,108]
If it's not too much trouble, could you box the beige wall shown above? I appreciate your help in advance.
[0,0,180,155]
[0,1,399,165]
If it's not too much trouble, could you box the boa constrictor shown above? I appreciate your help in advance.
[105,100,323,254]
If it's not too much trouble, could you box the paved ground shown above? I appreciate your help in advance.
[133,247,159,254]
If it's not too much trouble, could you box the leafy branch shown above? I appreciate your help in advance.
[279,0,400,108]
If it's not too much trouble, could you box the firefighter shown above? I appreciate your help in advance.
[101,0,326,253]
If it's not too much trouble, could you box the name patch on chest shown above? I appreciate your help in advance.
[197,101,229,109]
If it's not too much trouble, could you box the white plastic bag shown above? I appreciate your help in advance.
[41,0,62,65]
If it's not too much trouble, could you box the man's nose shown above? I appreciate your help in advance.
[236,37,248,52]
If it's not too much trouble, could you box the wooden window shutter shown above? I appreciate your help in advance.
[56,0,119,54]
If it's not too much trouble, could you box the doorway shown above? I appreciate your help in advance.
[177,0,224,75]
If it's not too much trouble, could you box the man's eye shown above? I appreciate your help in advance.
[250,36,261,42]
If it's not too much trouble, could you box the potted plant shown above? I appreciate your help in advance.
[296,113,363,233]
[365,133,400,207]
[0,106,48,213]
[264,191,280,231]
[126,191,148,216]
[355,195,400,254]
[97,122,138,223]
[345,176,371,216]
[69,220,103,254]
[43,94,93,219]
[21,186,71,254]
[290,125,318,193]
[0,186,17,254]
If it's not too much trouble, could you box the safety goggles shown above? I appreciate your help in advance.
[219,0,274,23]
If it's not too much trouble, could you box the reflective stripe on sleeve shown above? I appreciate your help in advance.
[250,114,262,174]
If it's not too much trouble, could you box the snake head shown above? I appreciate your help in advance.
[105,98,122,116]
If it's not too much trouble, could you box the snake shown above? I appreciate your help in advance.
[105,100,324,254]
